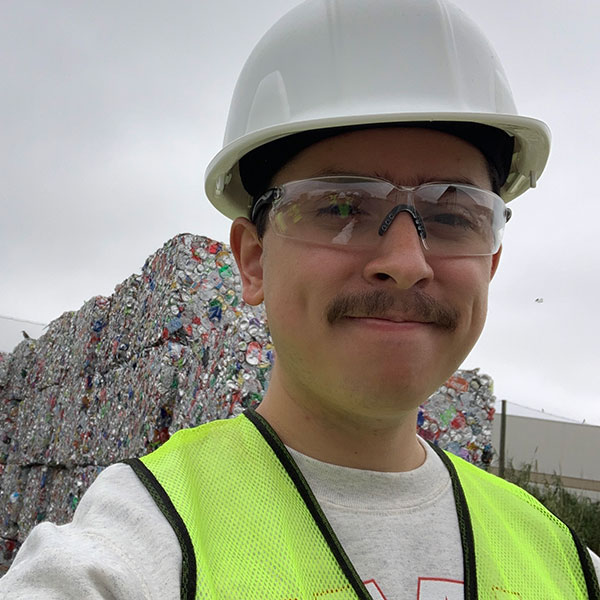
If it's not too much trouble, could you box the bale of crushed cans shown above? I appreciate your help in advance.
[0,234,496,573]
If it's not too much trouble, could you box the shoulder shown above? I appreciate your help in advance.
[0,463,180,599]
[141,414,255,471]
[441,449,541,501]
[73,462,174,528]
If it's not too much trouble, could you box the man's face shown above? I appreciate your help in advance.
[233,127,501,424]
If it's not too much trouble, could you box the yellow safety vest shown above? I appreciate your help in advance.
[126,410,600,599]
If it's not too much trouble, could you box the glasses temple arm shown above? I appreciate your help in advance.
[250,188,282,222]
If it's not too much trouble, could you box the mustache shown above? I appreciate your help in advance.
[325,290,459,331]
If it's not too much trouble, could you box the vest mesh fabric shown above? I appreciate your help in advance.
[445,451,595,599]
[134,412,598,599]
[139,413,366,599]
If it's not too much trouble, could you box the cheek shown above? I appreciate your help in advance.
[261,243,358,332]
[462,271,491,338]
[437,258,492,328]
[470,290,489,334]
[260,243,313,330]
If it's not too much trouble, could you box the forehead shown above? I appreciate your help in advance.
[271,127,492,191]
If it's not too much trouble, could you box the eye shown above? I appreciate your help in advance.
[428,211,477,230]
[314,193,366,218]
[316,201,359,217]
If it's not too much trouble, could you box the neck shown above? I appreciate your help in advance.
[256,368,426,472]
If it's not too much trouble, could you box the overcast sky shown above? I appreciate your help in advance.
[1,1,599,425]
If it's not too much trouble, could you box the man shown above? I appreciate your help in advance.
[2,0,599,598]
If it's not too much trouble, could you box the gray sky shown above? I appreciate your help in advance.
[2,1,599,425]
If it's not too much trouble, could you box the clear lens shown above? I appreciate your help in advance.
[268,176,508,256]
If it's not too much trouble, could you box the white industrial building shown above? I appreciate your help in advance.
[490,402,600,501]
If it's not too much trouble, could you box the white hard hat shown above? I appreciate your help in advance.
[205,0,551,220]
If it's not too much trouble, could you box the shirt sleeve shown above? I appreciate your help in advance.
[0,463,181,600]
[590,548,600,580]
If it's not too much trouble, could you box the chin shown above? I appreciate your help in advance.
[347,379,439,416]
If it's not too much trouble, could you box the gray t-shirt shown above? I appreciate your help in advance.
[288,439,465,599]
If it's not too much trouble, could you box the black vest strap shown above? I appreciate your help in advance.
[244,408,372,600]
[124,457,197,600]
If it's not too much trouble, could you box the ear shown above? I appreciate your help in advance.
[489,245,502,280]
[230,217,265,305]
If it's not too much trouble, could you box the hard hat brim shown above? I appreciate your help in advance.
[205,112,551,220]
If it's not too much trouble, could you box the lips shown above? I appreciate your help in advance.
[345,312,431,325]
[343,316,433,334]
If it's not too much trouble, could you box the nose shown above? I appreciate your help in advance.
[362,211,434,289]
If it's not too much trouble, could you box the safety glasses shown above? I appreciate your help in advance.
[251,176,511,256]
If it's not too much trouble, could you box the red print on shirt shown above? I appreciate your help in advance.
[417,577,464,600]
[363,579,388,599]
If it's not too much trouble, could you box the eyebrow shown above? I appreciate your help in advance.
[310,167,480,188]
